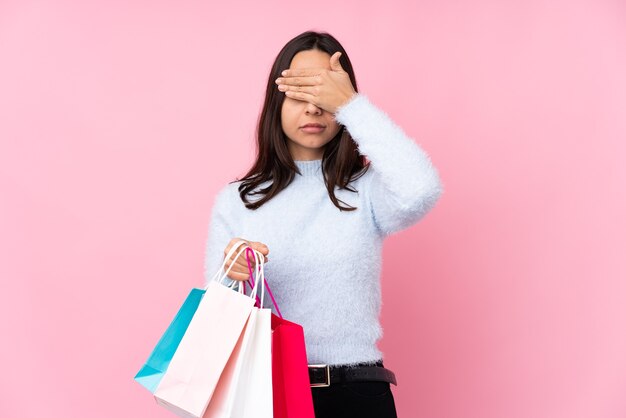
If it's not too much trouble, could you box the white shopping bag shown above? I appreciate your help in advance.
[230,250,273,418]
[203,309,258,417]
[204,246,273,418]
[153,241,260,418]
[230,308,272,417]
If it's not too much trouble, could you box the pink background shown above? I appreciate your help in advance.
[1,1,625,417]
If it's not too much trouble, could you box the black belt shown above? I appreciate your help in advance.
[308,360,397,387]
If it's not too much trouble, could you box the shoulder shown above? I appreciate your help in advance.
[221,180,243,197]
[216,177,275,209]
[212,181,242,211]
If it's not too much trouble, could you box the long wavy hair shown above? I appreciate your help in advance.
[232,30,370,211]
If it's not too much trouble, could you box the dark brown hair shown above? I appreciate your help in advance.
[232,30,370,211]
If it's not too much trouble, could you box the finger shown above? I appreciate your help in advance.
[226,238,250,255]
[245,252,269,263]
[232,253,254,271]
[234,250,267,270]
[281,67,325,78]
[330,51,344,72]
[224,256,254,277]
[276,75,321,87]
[278,84,318,97]
[226,269,251,282]
[234,243,268,264]
[224,240,268,269]
[224,241,252,265]
[230,252,267,277]
[283,89,317,103]
[249,241,269,254]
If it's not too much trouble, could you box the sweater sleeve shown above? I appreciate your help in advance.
[333,93,444,238]
[203,185,238,289]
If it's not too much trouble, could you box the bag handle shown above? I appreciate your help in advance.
[243,247,269,308]
[207,239,247,286]
[242,248,264,308]
[239,247,268,304]
[242,247,283,319]
[205,240,261,301]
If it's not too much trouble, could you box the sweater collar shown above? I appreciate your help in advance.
[294,159,322,177]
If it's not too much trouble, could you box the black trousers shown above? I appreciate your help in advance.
[310,361,398,418]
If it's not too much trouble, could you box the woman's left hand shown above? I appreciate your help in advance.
[275,51,357,114]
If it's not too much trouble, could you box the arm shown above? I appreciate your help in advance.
[203,185,238,288]
[333,93,444,238]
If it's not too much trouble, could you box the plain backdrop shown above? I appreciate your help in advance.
[1,1,625,417]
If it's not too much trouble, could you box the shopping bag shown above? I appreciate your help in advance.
[134,287,204,393]
[204,247,272,418]
[201,307,253,418]
[246,263,315,418]
[153,240,260,418]
[134,242,243,395]
[229,248,273,418]
[231,307,272,417]
[270,313,315,418]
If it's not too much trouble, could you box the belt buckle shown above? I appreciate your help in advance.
[308,364,330,387]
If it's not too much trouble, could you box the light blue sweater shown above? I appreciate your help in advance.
[203,93,444,367]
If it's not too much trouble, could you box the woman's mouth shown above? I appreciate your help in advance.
[301,124,325,133]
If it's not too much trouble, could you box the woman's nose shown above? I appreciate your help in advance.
[305,102,323,114]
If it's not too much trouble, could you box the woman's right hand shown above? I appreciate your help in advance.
[223,238,269,281]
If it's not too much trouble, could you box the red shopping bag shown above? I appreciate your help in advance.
[270,313,315,418]
[245,260,315,418]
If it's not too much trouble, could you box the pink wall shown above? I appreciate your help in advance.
[1,1,625,417]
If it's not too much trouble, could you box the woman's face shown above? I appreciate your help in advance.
[280,49,342,161]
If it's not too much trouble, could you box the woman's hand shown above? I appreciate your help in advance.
[274,51,357,114]
[223,238,269,281]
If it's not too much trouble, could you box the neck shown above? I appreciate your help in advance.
[294,159,322,177]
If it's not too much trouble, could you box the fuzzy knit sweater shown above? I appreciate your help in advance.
[203,93,444,367]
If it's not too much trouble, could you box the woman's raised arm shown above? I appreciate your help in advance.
[334,93,444,237]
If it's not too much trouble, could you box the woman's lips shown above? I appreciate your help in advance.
[301,126,325,133]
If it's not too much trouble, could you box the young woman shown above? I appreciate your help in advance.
[203,30,443,418]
